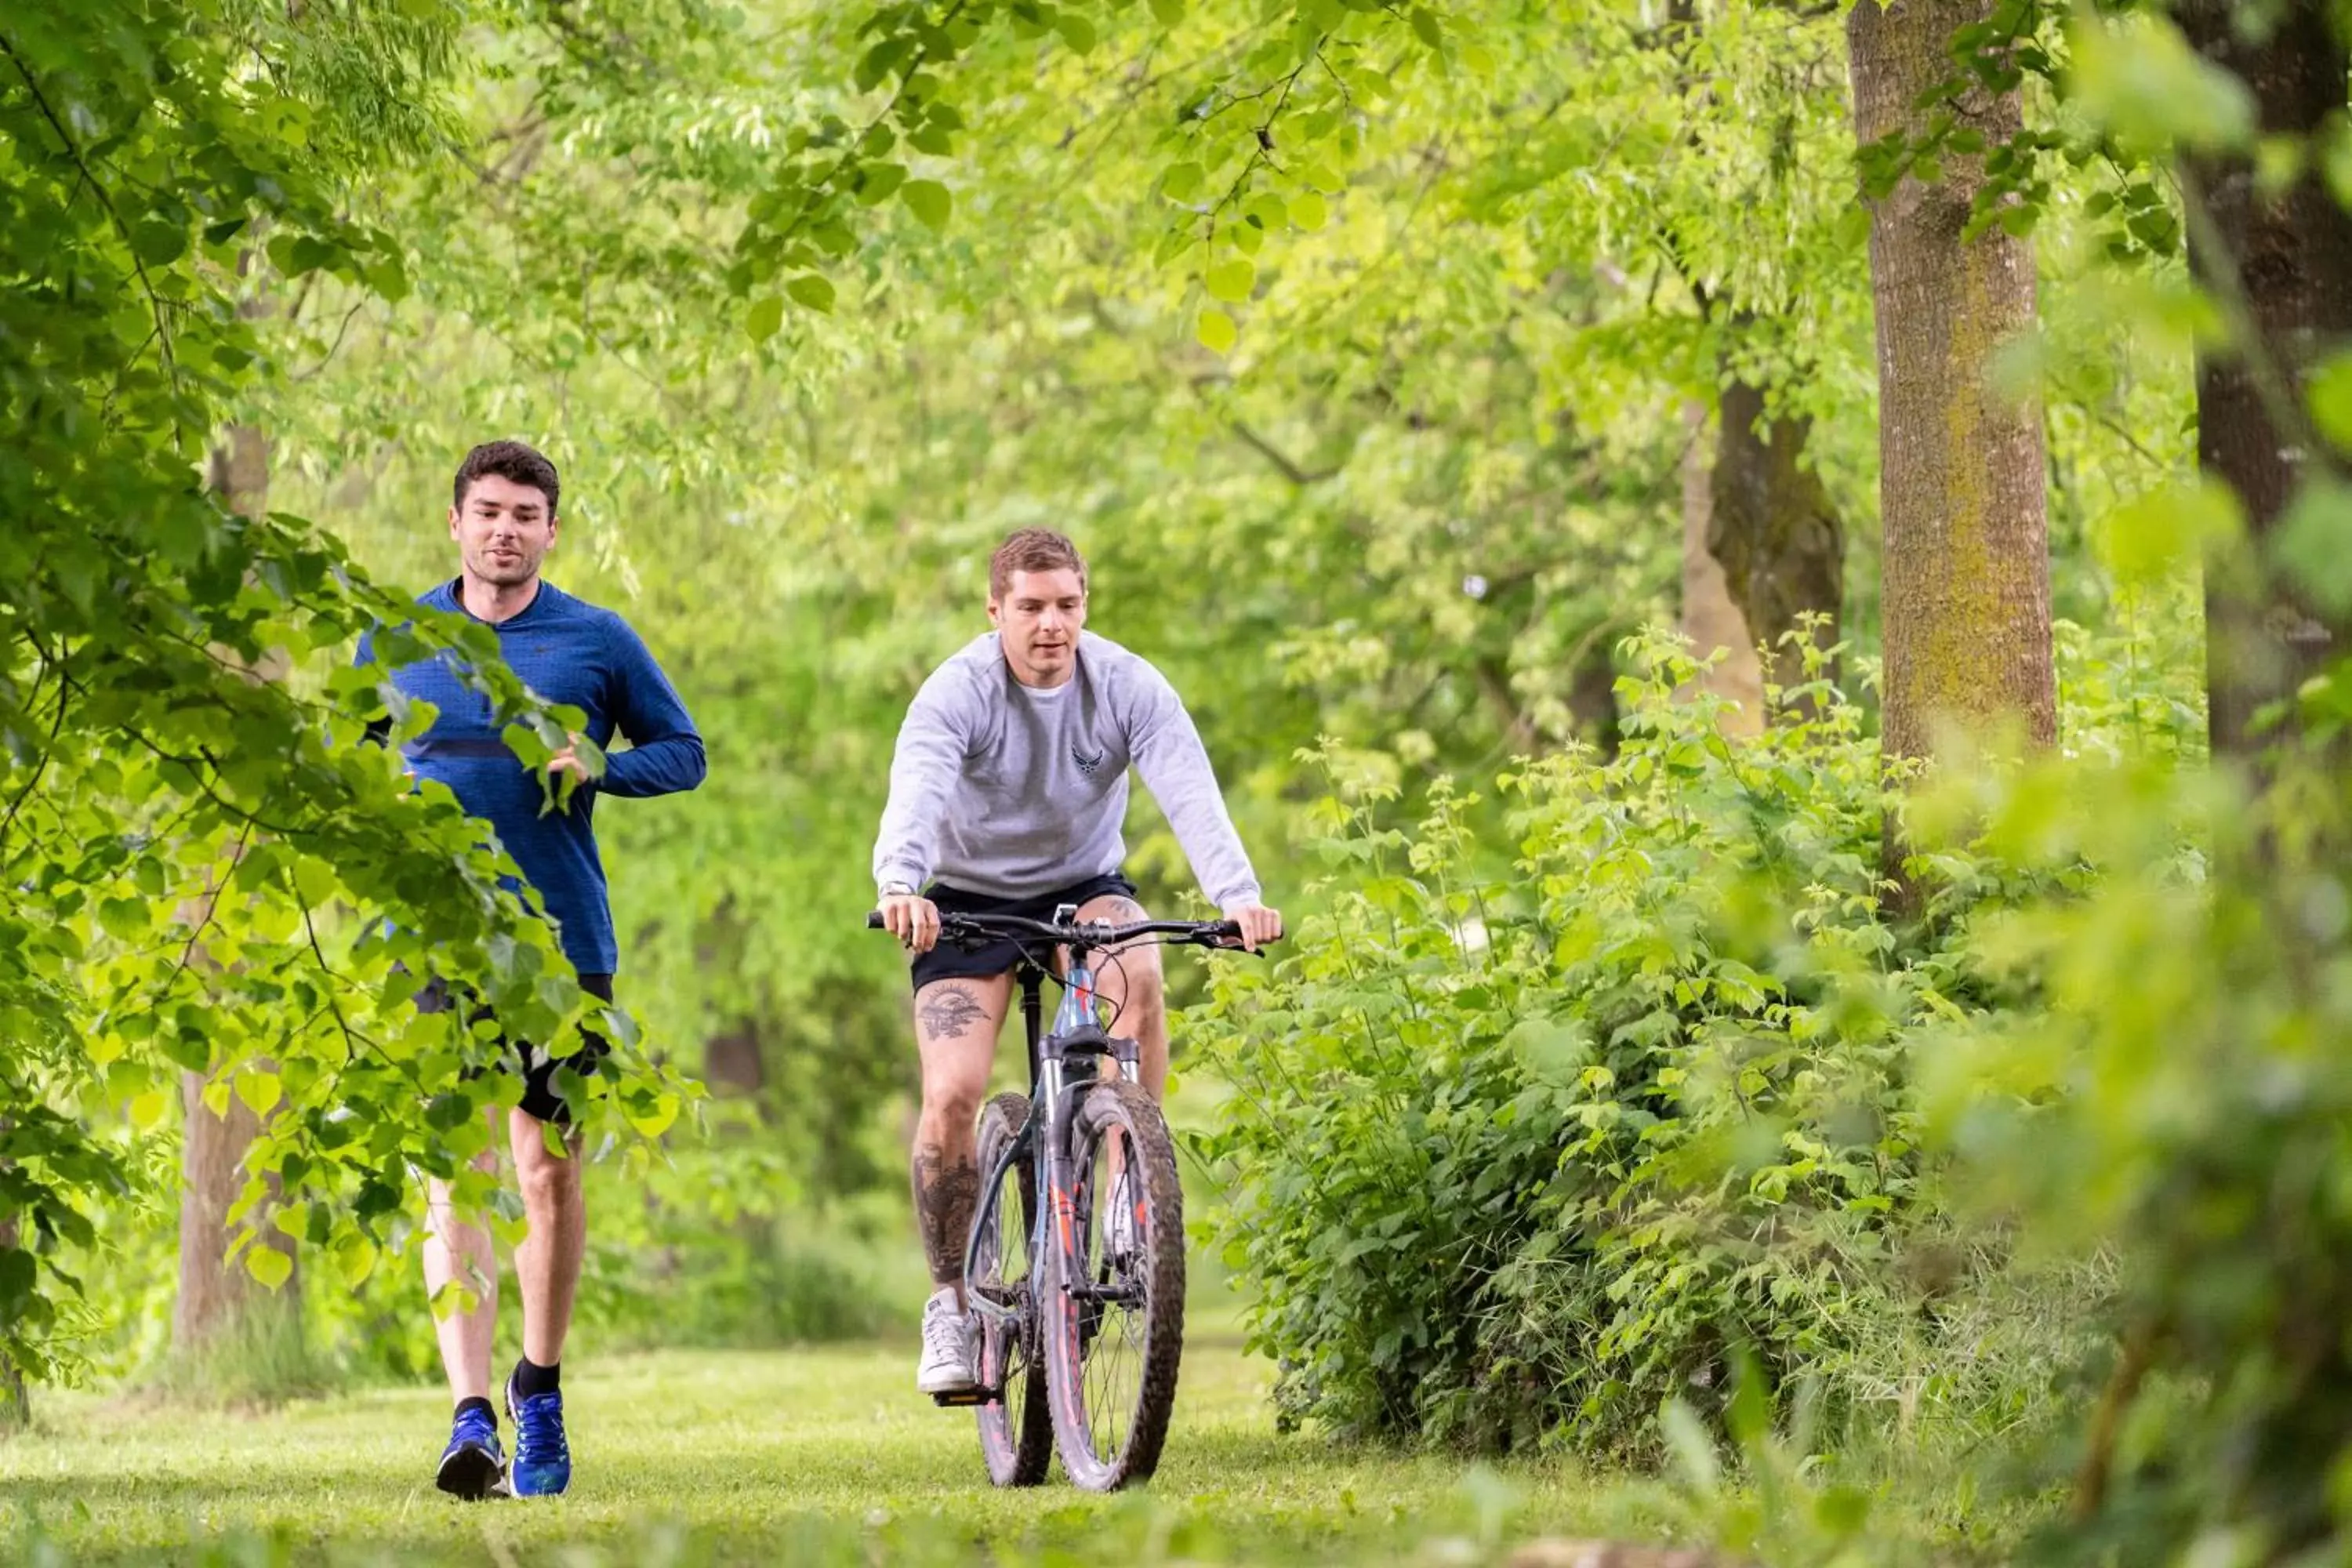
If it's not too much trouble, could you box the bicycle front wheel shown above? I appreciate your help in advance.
[1044,1079,1185,1491]
[973,1091,1051,1486]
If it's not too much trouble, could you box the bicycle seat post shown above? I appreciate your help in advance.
[1020,963,1044,1089]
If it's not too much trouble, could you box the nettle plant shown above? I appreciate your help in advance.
[1191,630,2099,1453]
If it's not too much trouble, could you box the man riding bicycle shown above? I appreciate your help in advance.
[872,527,1281,1396]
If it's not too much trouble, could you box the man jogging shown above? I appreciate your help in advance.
[361,440,705,1499]
[872,527,1280,1396]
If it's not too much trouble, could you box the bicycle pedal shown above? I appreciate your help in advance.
[931,1386,995,1408]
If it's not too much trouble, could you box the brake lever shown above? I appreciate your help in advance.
[1201,932,1274,959]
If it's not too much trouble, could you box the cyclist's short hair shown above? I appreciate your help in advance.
[989,528,1087,600]
[453,440,560,516]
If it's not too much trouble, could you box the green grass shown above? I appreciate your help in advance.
[0,1336,1690,1566]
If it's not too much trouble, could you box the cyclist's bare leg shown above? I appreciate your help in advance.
[1075,892,1167,1096]
[912,972,1014,1305]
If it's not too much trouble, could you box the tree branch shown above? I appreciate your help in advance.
[1229,421,1340,485]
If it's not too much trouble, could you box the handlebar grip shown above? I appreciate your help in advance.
[865,910,884,929]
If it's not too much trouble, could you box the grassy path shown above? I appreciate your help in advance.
[0,1338,1681,1566]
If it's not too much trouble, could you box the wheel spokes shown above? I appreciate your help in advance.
[1076,1125,1148,1466]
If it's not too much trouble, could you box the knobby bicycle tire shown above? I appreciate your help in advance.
[973,1091,1052,1486]
[1044,1079,1185,1491]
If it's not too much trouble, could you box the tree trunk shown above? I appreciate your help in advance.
[1679,401,1766,736]
[2179,0,2352,766]
[1849,0,2055,792]
[1708,374,1845,690]
[703,1022,767,1098]
[174,1072,280,1350]
[0,1210,25,1432]
[173,422,300,1360]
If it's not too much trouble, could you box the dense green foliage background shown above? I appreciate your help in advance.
[9,0,2352,1563]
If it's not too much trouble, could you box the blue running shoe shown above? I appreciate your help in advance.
[435,1405,506,1501]
[505,1374,571,1497]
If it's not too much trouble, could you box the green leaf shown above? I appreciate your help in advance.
[1055,12,1098,52]
[1196,307,1238,354]
[2274,480,2352,616]
[1243,192,1289,230]
[1409,5,1443,47]
[245,1246,293,1291]
[626,1091,681,1138]
[901,180,953,232]
[787,274,838,313]
[336,1236,379,1290]
[2068,9,2253,154]
[1150,0,1185,20]
[1162,162,1205,204]
[1288,190,1329,230]
[2311,349,2352,454]
[855,162,908,205]
[1205,256,1257,303]
[131,220,187,268]
[1153,226,1200,267]
[746,294,784,343]
[97,898,149,942]
[235,1069,282,1117]
[855,37,908,92]
[289,234,339,275]
[292,855,338,909]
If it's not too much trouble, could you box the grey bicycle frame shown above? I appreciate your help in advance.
[964,909,1134,1338]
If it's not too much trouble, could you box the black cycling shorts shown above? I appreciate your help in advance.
[416,971,614,1124]
[906,873,1138,994]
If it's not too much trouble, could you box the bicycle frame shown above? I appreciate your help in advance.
[964,924,1134,1345]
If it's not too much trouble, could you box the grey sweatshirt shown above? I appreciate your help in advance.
[873,632,1261,909]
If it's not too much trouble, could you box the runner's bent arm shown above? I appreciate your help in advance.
[600,620,706,797]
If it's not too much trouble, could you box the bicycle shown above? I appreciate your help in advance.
[865,902,1267,1491]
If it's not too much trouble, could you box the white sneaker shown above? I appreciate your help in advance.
[915,1287,978,1395]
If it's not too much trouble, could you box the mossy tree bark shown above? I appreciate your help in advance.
[1849,0,2056,882]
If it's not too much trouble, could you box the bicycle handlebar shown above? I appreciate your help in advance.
[862,907,1276,953]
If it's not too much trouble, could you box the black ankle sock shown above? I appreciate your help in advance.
[454,1395,495,1426]
[513,1356,560,1399]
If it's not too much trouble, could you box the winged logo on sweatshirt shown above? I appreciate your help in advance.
[1073,741,1106,775]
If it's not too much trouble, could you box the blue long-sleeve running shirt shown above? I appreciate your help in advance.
[358,579,706,975]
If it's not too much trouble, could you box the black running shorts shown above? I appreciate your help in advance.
[415,971,615,1124]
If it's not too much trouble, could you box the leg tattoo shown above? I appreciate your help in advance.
[913,1142,981,1286]
[919,985,988,1042]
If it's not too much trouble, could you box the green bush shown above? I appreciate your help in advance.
[1192,631,2120,1456]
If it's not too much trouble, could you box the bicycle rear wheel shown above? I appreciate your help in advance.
[1044,1079,1185,1491]
[972,1091,1051,1486]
